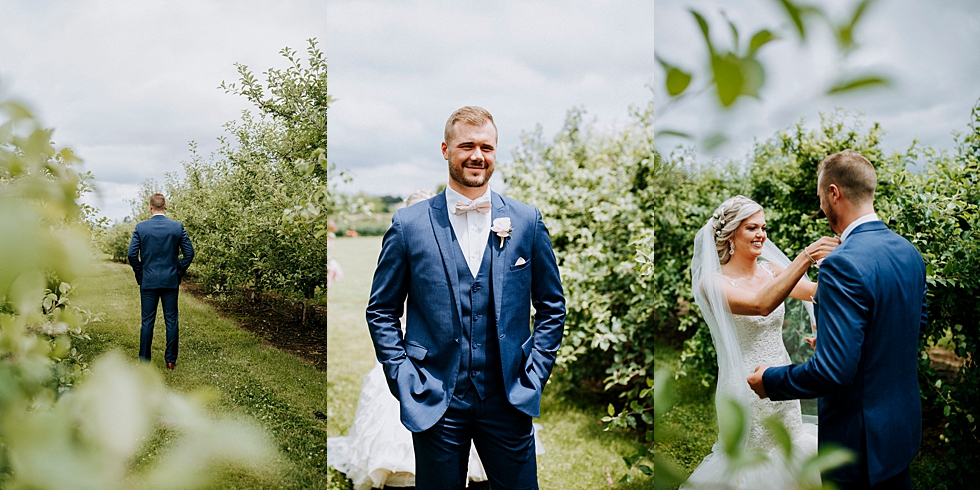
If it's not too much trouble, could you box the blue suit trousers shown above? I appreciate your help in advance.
[139,288,179,364]
[412,388,537,490]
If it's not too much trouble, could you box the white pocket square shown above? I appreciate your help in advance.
[514,257,527,266]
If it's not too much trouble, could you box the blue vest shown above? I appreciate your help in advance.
[452,232,503,400]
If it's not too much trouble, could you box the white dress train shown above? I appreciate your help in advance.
[328,363,545,489]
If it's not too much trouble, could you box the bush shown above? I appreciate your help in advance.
[505,101,659,434]
[101,219,136,262]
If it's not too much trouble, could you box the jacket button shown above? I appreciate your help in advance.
[499,334,505,339]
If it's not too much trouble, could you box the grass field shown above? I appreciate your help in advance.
[326,236,654,489]
[74,260,330,489]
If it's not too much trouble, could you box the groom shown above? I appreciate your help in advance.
[747,150,927,489]
[128,193,195,370]
[366,106,565,489]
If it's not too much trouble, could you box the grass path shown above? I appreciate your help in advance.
[74,260,330,489]
[326,236,654,489]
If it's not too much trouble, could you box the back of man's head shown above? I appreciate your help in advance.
[817,149,877,204]
[149,193,166,211]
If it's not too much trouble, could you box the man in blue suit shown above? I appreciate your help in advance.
[366,106,565,489]
[748,150,927,489]
[128,193,195,370]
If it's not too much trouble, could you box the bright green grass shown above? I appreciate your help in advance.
[326,236,653,489]
[73,260,330,489]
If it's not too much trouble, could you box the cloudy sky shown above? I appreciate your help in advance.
[1,0,326,222]
[327,0,656,198]
[654,0,980,161]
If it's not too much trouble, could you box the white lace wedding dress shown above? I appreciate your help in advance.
[682,269,819,489]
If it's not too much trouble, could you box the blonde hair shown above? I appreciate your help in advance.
[444,106,497,144]
[149,193,166,210]
[817,149,877,205]
[708,195,764,264]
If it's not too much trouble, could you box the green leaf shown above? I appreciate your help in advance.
[827,75,890,94]
[711,53,743,107]
[944,405,951,417]
[776,0,808,39]
[800,445,855,480]
[656,54,693,97]
[690,9,715,56]
[666,66,693,97]
[653,454,688,487]
[748,29,779,56]
[638,464,653,476]
[655,129,693,140]
[764,415,794,460]
[607,403,615,416]
[718,397,747,456]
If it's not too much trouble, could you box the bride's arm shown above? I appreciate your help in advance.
[769,263,817,302]
[725,237,839,316]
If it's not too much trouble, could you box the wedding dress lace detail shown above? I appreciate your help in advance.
[725,264,806,450]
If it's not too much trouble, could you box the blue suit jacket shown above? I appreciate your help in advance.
[366,191,566,432]
[127,215,195,290]
[763,221,927,484]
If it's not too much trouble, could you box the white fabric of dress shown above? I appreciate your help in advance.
[683,222,819,490]
[327,363,486,489]
[328,363,547,489]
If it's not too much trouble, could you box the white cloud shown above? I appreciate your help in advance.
[1,0,327,220]
[327,0,656,197]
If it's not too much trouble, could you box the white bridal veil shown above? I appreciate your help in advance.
[690,221,817,445]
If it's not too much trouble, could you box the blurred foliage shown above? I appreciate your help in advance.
[653,368,853,489]
[651,101,980,486]
[656,0,890,149]
[0,96,275,487]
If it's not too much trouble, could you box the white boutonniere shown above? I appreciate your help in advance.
[490,217,513,249]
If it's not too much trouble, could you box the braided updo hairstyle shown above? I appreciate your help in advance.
[708,195,764,264]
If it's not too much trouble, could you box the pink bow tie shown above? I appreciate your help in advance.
[454,199,491,215]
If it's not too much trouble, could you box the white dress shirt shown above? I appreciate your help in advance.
[840,212,880,242]
[445,186,492,278]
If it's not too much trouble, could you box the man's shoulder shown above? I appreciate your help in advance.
[495,193,539,219]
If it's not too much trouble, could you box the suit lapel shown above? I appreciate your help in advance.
[490,191,508,324]
[429,192,463,327]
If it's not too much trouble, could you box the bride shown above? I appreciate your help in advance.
[682,195,840,489]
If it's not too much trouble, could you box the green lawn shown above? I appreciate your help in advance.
[327,236,654,489]
[74,260,330,489]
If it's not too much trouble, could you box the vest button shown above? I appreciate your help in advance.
[473,315,480,321]
[499,334,505,339]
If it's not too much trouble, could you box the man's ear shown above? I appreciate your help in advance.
[441,141,449,160]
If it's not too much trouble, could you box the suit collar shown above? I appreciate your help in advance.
[840,213,880,242]
[844,219,887,239]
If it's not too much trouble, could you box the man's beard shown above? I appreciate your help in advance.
[824,205,839,234]
[449,160,493,188]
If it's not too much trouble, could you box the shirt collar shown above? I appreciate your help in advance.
[445,186,491,211]
[840,212,879,242]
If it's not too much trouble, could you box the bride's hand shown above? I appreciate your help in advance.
[804,236,841,263]
[805,323,817,349]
